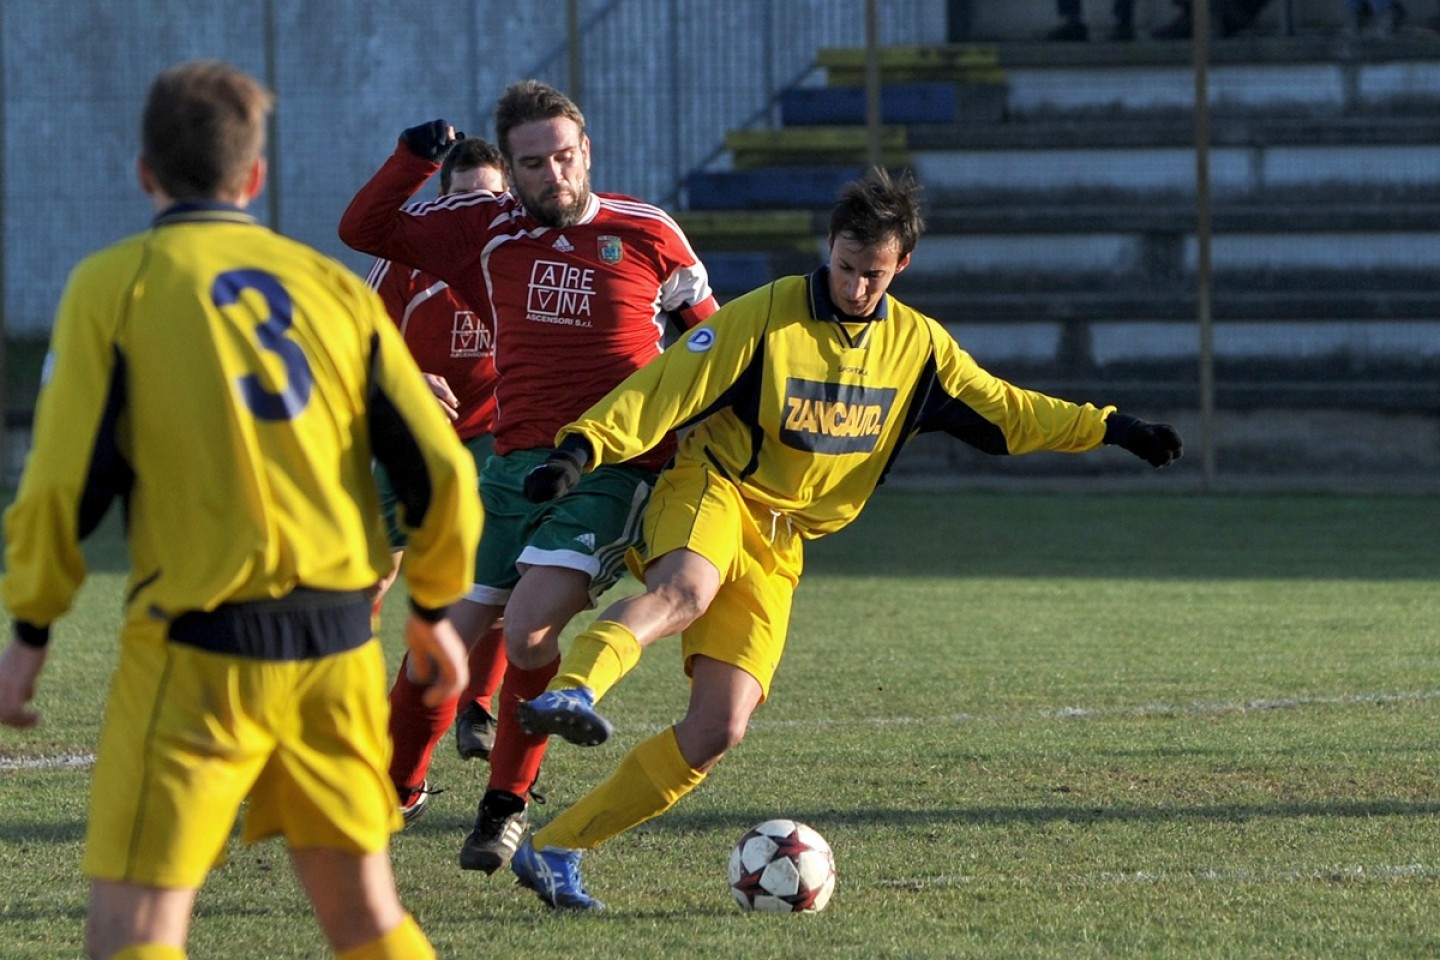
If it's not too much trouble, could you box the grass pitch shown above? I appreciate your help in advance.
[2,489,1439,958]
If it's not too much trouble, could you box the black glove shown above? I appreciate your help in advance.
[523,436,592,503]
[398,119,458,162]
[1103,413,1183,468]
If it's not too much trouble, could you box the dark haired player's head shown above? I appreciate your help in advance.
[824,167,924,319]
[827,167,925,260]
[140,60,272,204]
[492,79,592,229]
[440,137,505,196]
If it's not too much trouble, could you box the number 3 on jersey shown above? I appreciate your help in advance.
[213,269,314,421]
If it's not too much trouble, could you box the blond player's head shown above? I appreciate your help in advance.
[140,60,272,203]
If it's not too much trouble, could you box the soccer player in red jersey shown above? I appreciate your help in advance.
[365,138,510,825]
[340,79,718,874]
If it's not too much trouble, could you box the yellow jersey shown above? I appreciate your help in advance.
[3,202,479,639]
[560,269,1115,538]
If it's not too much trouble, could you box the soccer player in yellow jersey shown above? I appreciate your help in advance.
[0,61,480,959]
[510,168,1184,910]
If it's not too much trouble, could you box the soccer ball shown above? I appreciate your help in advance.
[727,819,836,913]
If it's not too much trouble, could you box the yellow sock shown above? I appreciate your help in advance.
[550,620,642,702]
[336,914,434,960]
[110,946,185,960]
[534,727,705,850]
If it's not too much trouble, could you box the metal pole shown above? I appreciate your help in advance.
[864,0,882,171]
[263,0,281,232]
[1194,0,1216,490]
[0,1,8,483]
[567,0,583,105]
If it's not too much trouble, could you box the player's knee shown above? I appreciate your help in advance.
[648,581,711,635]
[680,714,748,768]
[501,617,558,668]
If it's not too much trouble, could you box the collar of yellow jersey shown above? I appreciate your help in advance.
[806,267,890,324]
[152,201,259,228]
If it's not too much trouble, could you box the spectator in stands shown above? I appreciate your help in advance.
[1342,0,1406,34]
[1151,0,1273,38]
[1048,0,1136,41]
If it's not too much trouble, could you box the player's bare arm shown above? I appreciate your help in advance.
[0,640,46,728]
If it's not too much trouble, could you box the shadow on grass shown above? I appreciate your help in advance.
[806,489,1440,581]
[0,820,86,846]
[659,797,1440,834]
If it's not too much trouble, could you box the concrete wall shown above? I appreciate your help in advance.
[0,0,947,337]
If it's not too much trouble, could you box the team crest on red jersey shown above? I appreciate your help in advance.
[597,235,624,264]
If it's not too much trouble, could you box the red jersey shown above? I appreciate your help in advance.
[366,253,498,441]
[339,146,718,469]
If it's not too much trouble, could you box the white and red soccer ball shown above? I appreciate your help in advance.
[728,818,837,913]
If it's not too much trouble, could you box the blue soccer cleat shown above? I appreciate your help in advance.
[511,837,606,911]
[516,686,613,746]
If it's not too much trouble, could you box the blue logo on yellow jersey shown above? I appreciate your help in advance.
[686,327,715,352]
[780,377,896,454]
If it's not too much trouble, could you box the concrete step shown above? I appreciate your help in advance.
[921,201,1440,233]
[814,45,1005,86]
[904,113,1440,150]
[778,83,986,126]
[994,38,1440,116]
[901,284,1440,322]
[903,231,1440,281]
[687,166,861,211]
[724,126,910,168]
[910,139,1440,201]
[813,39,1440,117]
[688,200,1440,288]
[674,210,821,254]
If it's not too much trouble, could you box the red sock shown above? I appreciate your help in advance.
[463,623,507,713]
[487,658,559,797]
[387,652,460,794]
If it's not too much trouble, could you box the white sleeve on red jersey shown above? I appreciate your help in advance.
[598,196,719,327]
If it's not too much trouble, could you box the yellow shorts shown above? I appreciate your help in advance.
[83,611,398,889]
[634,459,804,700]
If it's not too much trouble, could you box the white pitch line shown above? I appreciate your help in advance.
[879,863,1440,889]
[745,688,1440,731]
[7,689,1440,772]
[0,752,95,771]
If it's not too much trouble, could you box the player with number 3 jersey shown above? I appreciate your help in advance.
[0,61,478,959]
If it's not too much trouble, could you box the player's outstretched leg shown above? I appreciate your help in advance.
[516,687,613,747]
[511,837,605,911]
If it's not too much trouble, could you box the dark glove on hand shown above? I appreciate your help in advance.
[1103,413,1183,468]
[522,436,591,503]
[399,119,458,162]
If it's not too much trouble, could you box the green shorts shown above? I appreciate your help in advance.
[471,448,655,606]
[377,432,493,550]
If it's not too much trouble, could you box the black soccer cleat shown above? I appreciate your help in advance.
[454,701,498,761]
[459,789,528,874]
